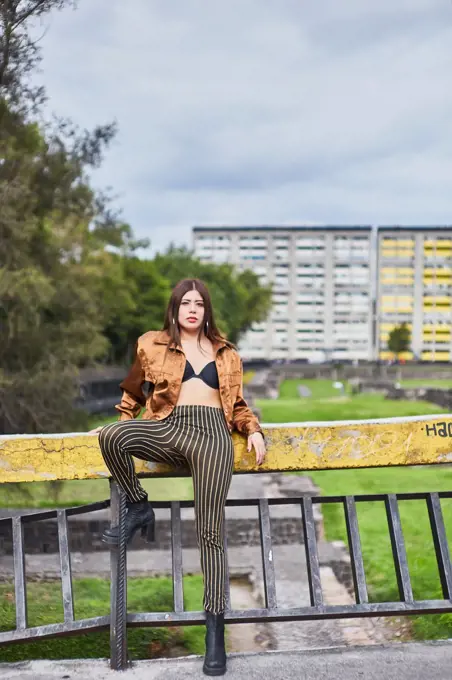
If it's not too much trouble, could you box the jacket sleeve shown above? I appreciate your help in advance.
[231,357,266,441]
[115,343,148,421]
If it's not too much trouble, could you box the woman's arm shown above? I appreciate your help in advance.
[231,357,266,441]
[115,343,149,421]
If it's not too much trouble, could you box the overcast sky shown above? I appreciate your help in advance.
[32,0,452,257]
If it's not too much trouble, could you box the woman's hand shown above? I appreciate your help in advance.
[247,431,266,466]
[87,426,103,435]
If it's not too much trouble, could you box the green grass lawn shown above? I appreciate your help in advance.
[0,476,194,509]
[0,576,206,662]
[257,378,448,423]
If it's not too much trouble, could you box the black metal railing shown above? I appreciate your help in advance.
[1,485,451,671]
[112,489,452,669]
[0,499,111,645]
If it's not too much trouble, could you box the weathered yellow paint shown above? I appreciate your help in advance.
[1,415,452,484]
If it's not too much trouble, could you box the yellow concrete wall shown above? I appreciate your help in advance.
[1,415,452,483]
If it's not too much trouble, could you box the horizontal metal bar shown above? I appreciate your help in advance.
[65,499,111,517]
[0,616,110,646]
[314,491,452,504]
[0,499,111,525]
[2,598,451,646]
[2,493,452,526]
[127,599,452,627]
[129,491,452,508]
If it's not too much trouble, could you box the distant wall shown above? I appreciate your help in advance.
[386,386,452,410]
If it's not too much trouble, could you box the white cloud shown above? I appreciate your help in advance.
[31,0,452,255]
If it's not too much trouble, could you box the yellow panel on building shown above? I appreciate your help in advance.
[424,270,452,281]
[423,327,451,337]
[381,253,414,260]
[380,323,413,331]
[425,239,452,248]
[434,352,451,361]
[382,239,414,247]
[382,279,413,286]
[382,267,413,274]
[422,351,450,362]
[424,297,451,307]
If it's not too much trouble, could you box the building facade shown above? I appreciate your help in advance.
[377,227,452,362]
[193,226,375,362]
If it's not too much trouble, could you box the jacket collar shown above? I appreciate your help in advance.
[153,328,228,354]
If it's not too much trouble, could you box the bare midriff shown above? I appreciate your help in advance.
[176,378,223,408]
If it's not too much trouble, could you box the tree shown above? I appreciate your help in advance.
[387,323,411,360]
[0,2,148,433]
[0,1,76,113]
[0,99,145,433]
[103,255,172,363]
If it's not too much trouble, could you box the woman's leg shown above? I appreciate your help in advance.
[183,408,234,615]
[98,419,186,503]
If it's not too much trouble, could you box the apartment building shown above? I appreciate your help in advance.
[377,227,452,362]
[193,226,375,362]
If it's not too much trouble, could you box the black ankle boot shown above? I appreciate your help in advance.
[203,611,226,676]
[102,500,155,547]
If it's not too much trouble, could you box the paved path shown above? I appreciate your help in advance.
[0,642,451,679]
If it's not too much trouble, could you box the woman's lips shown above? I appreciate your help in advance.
[187,318,197,322]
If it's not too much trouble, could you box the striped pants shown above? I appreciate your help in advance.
[98,405,234,614]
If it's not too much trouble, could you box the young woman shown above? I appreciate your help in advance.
[94,278,266,676]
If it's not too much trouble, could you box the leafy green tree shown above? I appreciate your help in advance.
[0,2,147,433]
[103,255,172,363]
[0,99,142,433]
[387,323,411,360]
[0,1,76,112]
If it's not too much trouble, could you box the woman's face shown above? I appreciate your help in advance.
[177,289,205,333]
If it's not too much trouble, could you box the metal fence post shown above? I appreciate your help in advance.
[109,480,128,670]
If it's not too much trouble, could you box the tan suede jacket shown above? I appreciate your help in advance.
[115,329,264,439]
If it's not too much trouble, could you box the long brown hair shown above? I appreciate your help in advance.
[162,278,236,353]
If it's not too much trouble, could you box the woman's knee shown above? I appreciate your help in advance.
[199,526,224,551]
[98,422,122,453]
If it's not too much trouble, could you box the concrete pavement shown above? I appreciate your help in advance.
[1,642,452,679]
